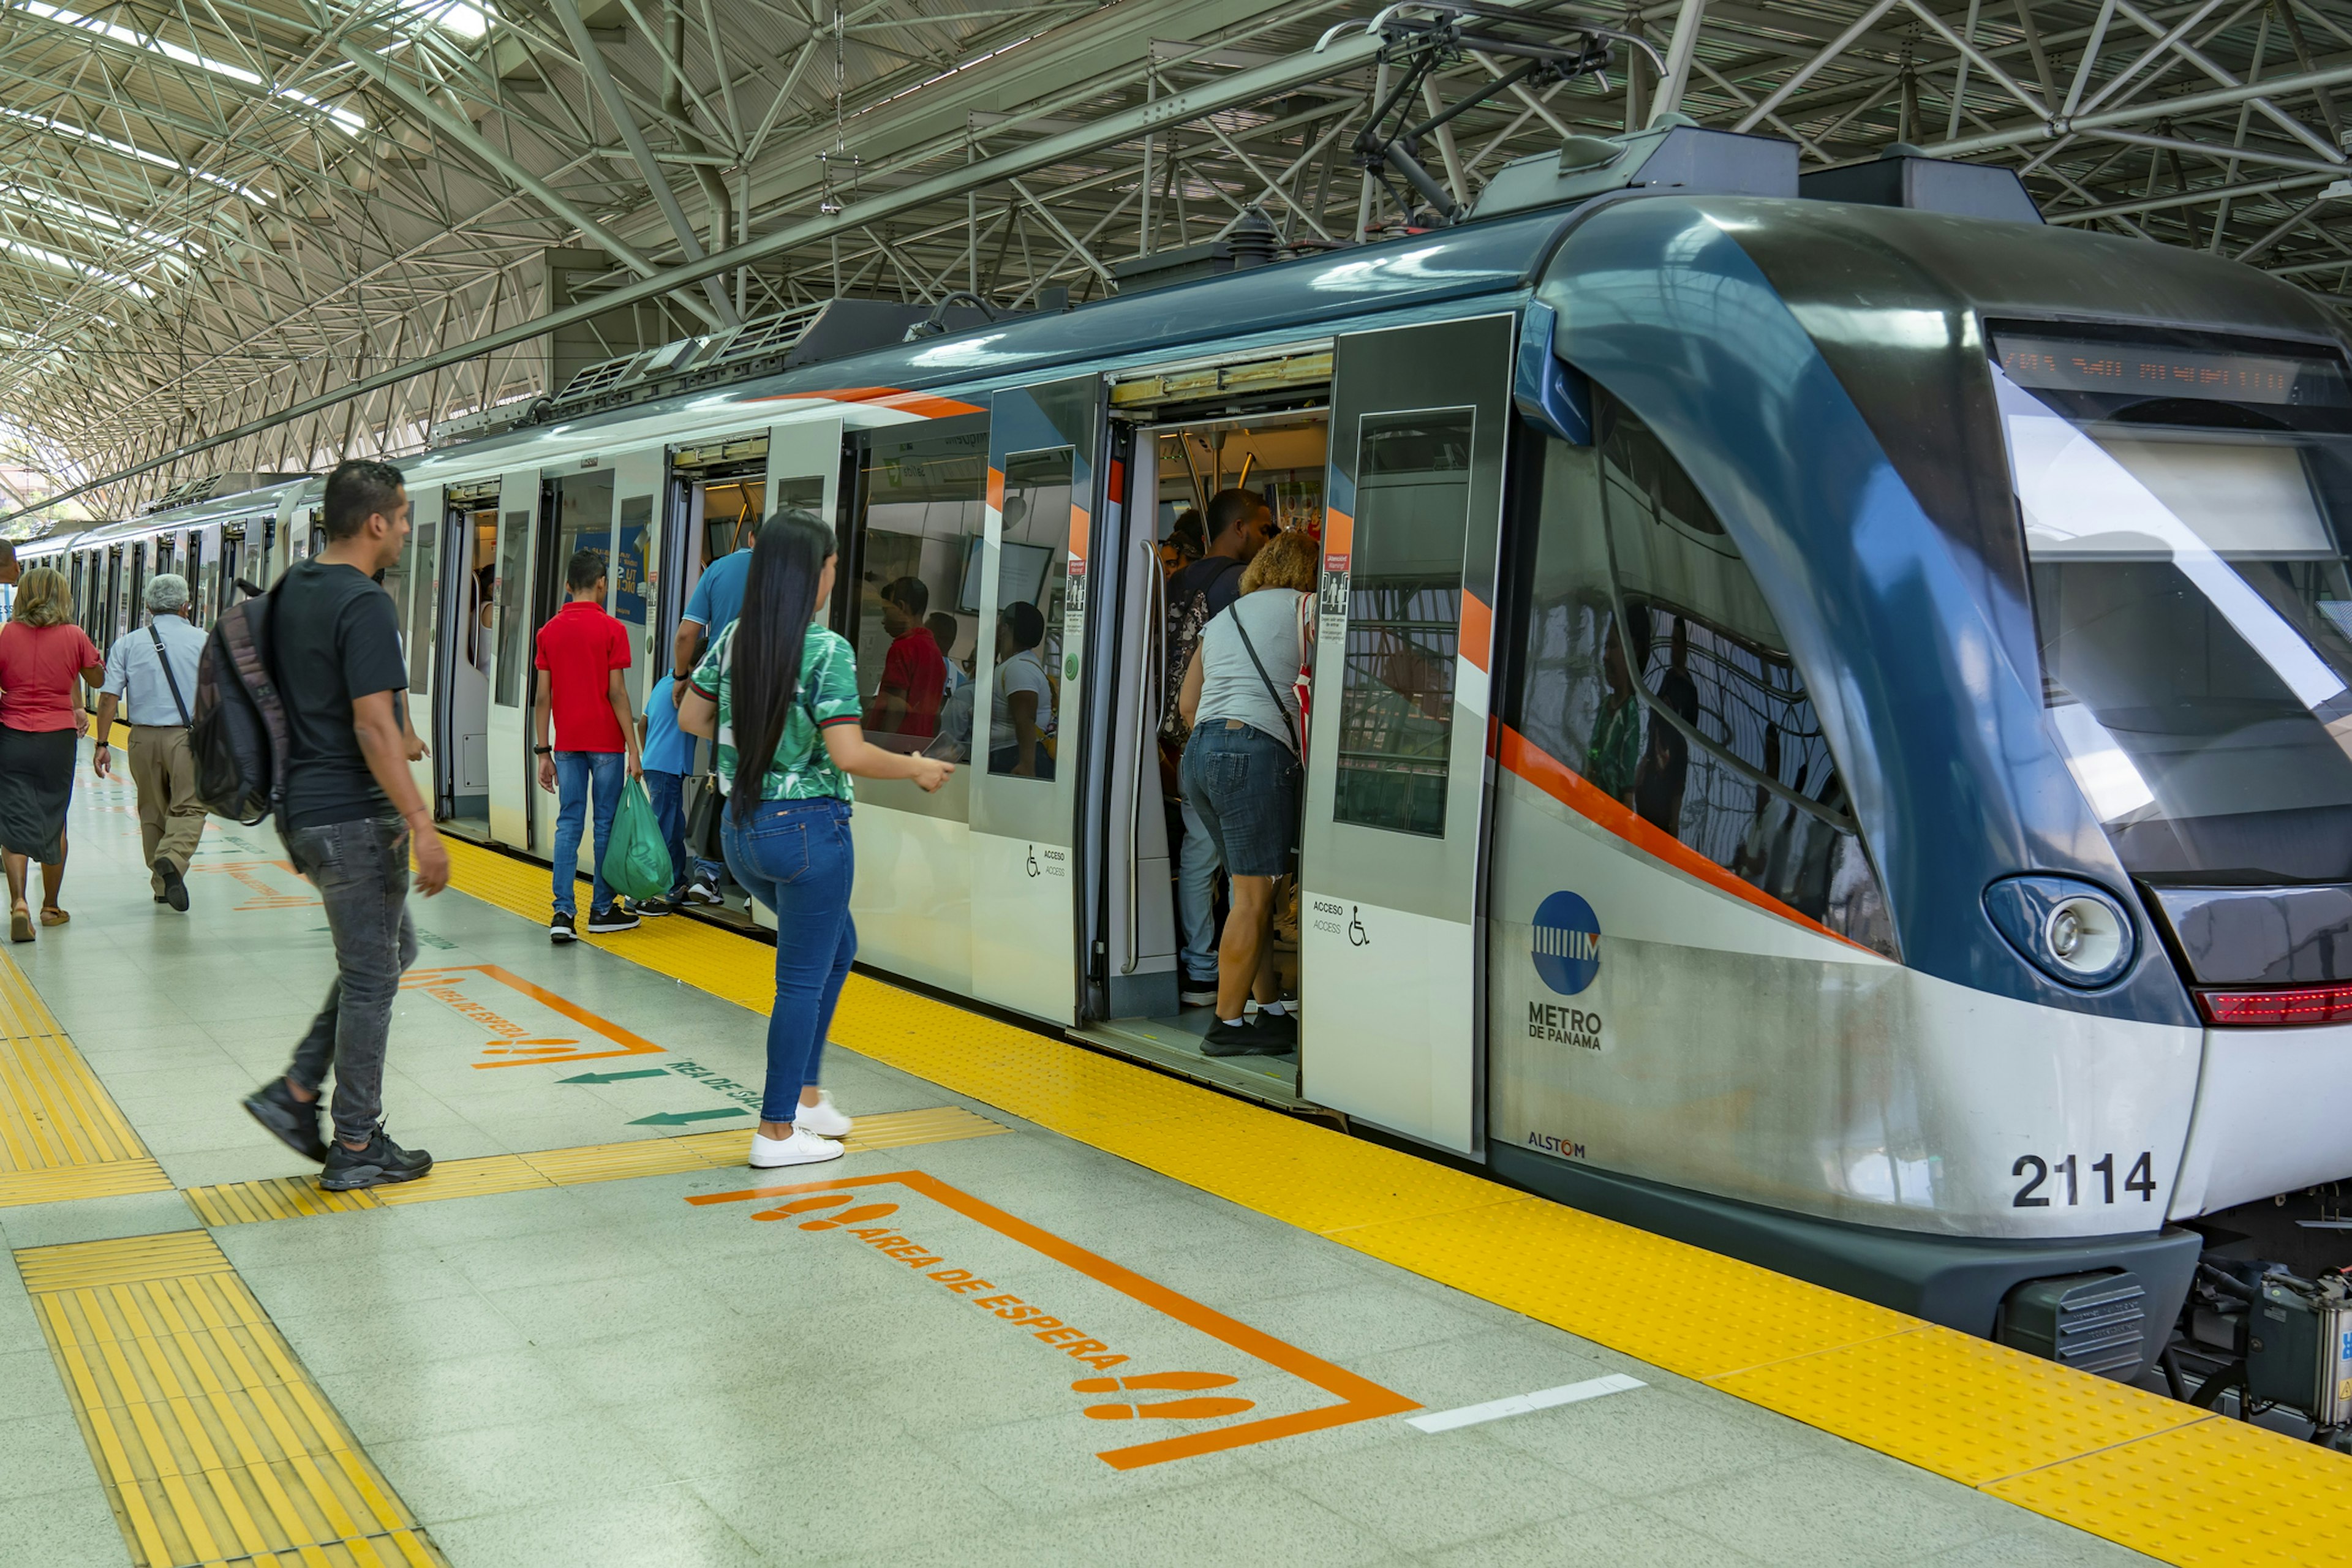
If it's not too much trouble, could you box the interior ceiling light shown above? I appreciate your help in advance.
[0,106,270,203]
[13,2,367,134]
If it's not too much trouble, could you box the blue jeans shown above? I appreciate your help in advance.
[284,816,418,1146]
[1177,797,1221,986]
[552,750,625,916]
[642,769,690,896]
[722,796,856,1123]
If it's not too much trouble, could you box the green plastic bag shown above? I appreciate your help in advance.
[601,777,674,905]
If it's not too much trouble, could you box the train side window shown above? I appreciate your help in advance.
[1333,410,1475,837]
[987,448,1071,780]
[493,510,531,706]
[850,422,988,769]
[1511,392,1894,954]
[407,508,437,696]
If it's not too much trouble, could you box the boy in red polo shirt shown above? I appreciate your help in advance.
[533,549,643,942]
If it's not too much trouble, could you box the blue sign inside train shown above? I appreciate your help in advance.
[1532,891,1601,996]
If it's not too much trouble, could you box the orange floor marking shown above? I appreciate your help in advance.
[401,964,666,1068]
[692,1169,1418,1468]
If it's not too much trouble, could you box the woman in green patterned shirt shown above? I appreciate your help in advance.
[679,510,952,1169]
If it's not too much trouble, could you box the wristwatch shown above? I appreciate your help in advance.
[533,745,552,755]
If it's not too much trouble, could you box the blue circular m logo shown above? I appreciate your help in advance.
[1532,891,1601,996]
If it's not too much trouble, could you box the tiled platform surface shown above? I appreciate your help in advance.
[0,764,2192,1567]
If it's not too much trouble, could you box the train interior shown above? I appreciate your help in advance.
[1076,408,1331,1103]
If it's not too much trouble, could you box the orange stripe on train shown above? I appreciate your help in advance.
[1493,723,1877,955]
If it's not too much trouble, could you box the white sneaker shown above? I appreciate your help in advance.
[748,1127,843,1169]
[793,1090,853,1138]
[1179,984,1218,1008]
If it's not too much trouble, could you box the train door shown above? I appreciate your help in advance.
[153,531,176,580]
[484,469,545,848]
[393,483,439,806]
[526,467,620,870]
[1298,315,1515,1156]
[126,542,147,644]
[186,527,211,625]
[840,415,984,990]
[967,376,1103,1025]
[101,548,123,649]
[434,485,500,829]
[608,450,664,718]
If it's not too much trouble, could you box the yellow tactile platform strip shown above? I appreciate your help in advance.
[436,837,2351,1566]
[13,1231,448,1568]
[182,1105,1007,1226]
[0,948,175,1209]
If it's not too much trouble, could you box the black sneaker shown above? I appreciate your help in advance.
[549,911,577,944]
[586,905,641,933]
[1202,1017,1298,1058]
[684,878,722,906]
[320,1128,433,1191]
[241,1079,328,1163]
[157,862,188,913]
[1248,1008,1299,1046]
[635,896,676,918]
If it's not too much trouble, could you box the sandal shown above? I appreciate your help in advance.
[9,908,29,943]
[39,908,67,927]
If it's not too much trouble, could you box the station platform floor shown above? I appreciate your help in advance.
[0,761,2342,1567]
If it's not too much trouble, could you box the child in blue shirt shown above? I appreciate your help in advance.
[636,673,696,913]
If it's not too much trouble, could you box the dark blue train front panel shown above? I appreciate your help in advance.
[1487,194,2352,1241]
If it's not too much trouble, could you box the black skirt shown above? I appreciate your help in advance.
[0,726,75,864]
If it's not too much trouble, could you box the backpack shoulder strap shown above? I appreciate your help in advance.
[149,623,191,726]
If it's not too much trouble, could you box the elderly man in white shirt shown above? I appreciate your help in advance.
[91,573,208,911]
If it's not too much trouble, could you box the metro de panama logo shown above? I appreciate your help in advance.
[1532,890,1601,995]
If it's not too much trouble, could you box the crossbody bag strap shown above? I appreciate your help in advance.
[1227,603,1300,758]
[149,624,191,727]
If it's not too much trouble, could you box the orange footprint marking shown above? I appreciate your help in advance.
[752,1194,900,1229]
[1073,1372,1254,1422]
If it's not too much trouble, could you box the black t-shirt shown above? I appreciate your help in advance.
[274,559,407,828]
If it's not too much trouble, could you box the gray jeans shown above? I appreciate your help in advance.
[284,816,418,1146]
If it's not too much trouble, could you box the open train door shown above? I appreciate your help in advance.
[484,467,545,849]
[401,480,443,809]
[1299,315,1515,1156]
[969,375,1104,1025]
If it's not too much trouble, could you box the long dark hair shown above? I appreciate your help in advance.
[728,507,835,821]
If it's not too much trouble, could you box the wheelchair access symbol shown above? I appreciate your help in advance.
[1347,906,1369,947]
[1026,844,1041,878]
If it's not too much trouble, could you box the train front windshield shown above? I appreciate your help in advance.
[1994,326,2352,884]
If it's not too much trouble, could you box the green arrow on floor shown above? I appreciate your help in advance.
[559,1068,671,1084]
[627,1108,751,1126]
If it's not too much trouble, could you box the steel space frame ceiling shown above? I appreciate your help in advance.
[4,0,2351,520]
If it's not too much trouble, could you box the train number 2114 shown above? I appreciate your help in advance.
[2011,1152,2157,1207]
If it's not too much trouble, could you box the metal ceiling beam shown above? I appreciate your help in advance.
[1,26,1387,524]
[550,0,740,326]
[336,41,730,331]
[1930,59,2352,156]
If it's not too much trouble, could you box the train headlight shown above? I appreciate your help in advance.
[1984,876,2136,989]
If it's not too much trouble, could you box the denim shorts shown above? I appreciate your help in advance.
[1180,720,1300,878]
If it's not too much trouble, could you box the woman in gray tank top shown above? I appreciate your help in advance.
[1175,530,1318,1057]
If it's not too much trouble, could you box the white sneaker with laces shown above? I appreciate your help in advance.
[793,1090,852,1138]
[748,1127,843,1169]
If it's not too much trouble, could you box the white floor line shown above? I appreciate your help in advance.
[1406,1373,1646,1433]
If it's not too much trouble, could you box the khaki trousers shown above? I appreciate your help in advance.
[128,725,205,889]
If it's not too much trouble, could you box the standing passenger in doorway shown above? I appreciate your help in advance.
[1177,529,1317,1055]
[0,567,102,942]
[678,509,952,1169]
[240,459,450,1191]
[669,514,757,906]
[1162,488,1277,1007]
[635,671,695,916]
[534,549,643,941]
[91,573,207,910]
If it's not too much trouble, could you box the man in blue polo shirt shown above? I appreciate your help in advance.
[666,514,755,903]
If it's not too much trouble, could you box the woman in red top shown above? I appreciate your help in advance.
[0,568,103,942]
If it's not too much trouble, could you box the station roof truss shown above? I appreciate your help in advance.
[4,0,2351,523]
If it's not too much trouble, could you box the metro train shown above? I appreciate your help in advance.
[31,121,2352,1386]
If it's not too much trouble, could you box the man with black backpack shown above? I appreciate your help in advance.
[90,573,208,911]
[239,458,451,1191]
